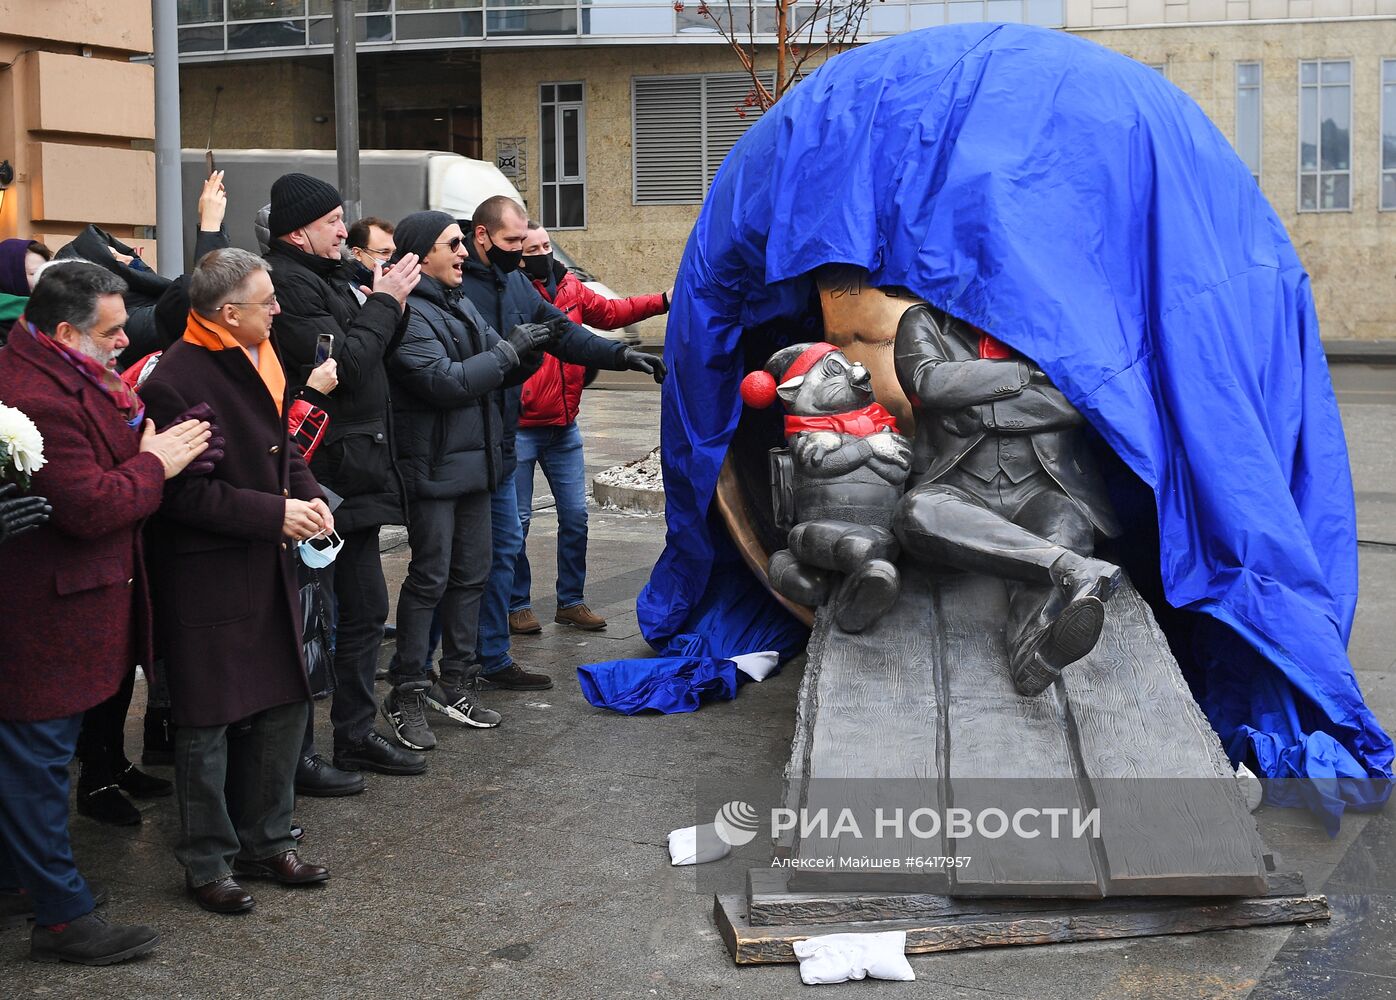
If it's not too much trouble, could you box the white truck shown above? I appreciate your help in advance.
[178,148,640,343]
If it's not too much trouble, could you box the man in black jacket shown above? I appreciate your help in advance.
[379,211,552,751]
[457,196,666,695]
[264,173,428,787]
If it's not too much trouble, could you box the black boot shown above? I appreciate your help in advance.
[833,558,901,634]
[116,763,172,799]
[75,783,141,826]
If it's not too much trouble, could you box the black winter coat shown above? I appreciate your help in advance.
[265,240,407,533]
[456,257,628,479]
[387,276,533,499]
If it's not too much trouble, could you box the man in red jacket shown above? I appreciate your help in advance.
[506,223,670,635]
[0,263,210,964]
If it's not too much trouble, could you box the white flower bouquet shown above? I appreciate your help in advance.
[0,402,46,491]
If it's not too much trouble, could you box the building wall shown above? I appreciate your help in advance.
[482,21,1395,341]
[1076,20,1395,339]
[1065,0,1396,27]
[181,59,338,150]
[0,1,157,260]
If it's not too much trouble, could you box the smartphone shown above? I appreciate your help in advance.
[313,333,334,366]
[205,150,217,176]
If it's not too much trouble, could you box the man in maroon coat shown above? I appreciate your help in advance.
[0,262,211,964]
[139,248,333,915]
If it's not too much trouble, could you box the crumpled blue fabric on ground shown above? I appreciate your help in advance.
[577,656,738,715]
[634,23,1392,826]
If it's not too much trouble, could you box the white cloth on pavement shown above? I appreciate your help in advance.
[730,650,780,682]
[793,931,916,985]
[667,823,731,866]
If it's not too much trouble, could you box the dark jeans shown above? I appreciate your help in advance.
[0,714,96,925]
[306,526,389,756]
[76,666,136,784]
[478,479,524,675]
[390,491,492,688]
[174,699,307,888]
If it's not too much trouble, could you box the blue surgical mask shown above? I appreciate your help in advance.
[298,529,343,568]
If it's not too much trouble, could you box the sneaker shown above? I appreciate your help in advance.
[333,731,427,776]
[380,685,437,751]
[426,680,502,728]
[476,663,554,692]
[508,609,542,634]
[30,911,159,965]
[554,603,607,631]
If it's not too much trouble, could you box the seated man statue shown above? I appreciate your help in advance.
[891,303,1124,696]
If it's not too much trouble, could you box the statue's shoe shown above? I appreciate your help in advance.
[834,559,900,634]
[1052,554,1124,607]
[1010,595,1106,697]
[769,549,833,607]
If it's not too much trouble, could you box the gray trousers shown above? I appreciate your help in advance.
[174,699,307,888]
[893,467,1095,664]
[390,490,493,687]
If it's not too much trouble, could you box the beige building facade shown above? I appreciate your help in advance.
[164,3,1396,341]
[0,1,159,263]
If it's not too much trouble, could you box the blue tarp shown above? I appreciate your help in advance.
[635,23,1392,826]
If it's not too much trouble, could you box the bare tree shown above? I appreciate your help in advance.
[683,0,879,112]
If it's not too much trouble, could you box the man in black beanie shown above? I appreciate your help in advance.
[263,172,430,788]
[377,211,552,752]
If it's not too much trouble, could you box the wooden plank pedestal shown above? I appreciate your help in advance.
[718,569,1331,964]
[715,871,1329,964]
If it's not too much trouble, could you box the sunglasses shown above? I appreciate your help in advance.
[433,237,465,252]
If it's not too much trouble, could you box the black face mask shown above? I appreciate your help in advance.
[521,252,554,282]
[486,240,523,273]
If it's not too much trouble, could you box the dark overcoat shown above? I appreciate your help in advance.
[0,326,166,722]
[139,333,319,728]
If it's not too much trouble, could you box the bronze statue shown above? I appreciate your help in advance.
[741,342,911,634]
[891,303,1124,695]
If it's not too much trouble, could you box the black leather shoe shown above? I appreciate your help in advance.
[116,763,172,799]
[76,786,141,826]
[333,730,427,776]
[295,754,366,797]
[233,850,329,886]
[188,877,253,915]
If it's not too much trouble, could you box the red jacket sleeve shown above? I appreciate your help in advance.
[555,275,668,331]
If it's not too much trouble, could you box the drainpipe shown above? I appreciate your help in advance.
[152,0,184,277]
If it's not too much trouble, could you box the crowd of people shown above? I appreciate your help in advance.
[0,170,670,965]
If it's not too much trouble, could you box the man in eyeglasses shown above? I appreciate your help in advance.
[345,217,396,294]
[263,173,428,792]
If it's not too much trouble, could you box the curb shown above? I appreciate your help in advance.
[1324,341,1396,365]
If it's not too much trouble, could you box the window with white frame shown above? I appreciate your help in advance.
[1382,58,1396,211]
[1235,62,1262,184]
[540,82,585,229]
[632,72,775,205]
[1298,59,1352,212]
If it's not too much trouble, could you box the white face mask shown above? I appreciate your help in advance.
[298,529,343,568]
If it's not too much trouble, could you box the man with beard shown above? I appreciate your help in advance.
[0,262,210,961]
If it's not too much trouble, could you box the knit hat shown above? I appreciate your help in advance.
[740,342,839,408]
[268,173,343,237]
[391,210,456,265]
[0,239,32,297]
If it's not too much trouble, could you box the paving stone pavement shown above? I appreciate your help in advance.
[3,371,1393,998]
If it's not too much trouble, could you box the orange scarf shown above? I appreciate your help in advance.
[182,312,286,416]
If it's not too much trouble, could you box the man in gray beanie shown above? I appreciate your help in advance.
[379,211,553,752]
[264,173,431,789]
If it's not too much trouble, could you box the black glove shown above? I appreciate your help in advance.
[0,482,51,546]
[506,323,553,356]
[623,348,667,384]
[168,402,225,477]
